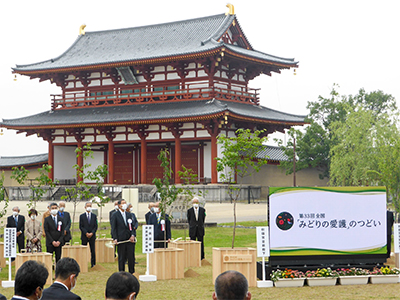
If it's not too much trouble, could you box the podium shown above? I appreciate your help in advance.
[0,242,6,268]
[95,238,115,263]
[62,244,89,273]
[15,252,53,286]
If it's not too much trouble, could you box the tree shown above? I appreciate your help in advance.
[177,165,207,240]
[152,148,182,248]
[277,85,397,180]
[11,164,56,208]
[216,128,268,248]
[0,172,10,224]
[61,144,108,237]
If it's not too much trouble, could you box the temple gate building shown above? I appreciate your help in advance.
[1,7,305,186]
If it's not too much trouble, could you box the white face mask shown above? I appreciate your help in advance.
[51,209,58,216]
[31,215,36,220]
[59,207,65,212]
[114,205,119,210]
[86,207,92,212]
[153,207,159,213]
[193,204,199,209]
[121,204,128,211]
[12,211,19,216]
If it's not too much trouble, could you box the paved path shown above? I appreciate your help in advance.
[0,201,267,225]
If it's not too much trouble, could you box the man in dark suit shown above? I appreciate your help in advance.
[79,201,98,268]
[145,202,155,224]
[148,201,171,248]
[42,257,81,300]
[187,197,206,259]
[6,206,25,252]
[111,199,137,274]
[10,260,49,300]
[44,202,65,263]
[59,201,72,245]
[105,272,140,300]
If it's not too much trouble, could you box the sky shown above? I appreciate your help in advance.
[0,0,399,157]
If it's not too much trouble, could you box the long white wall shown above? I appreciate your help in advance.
[84,151,105,183]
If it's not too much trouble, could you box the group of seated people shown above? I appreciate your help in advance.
[1,258,251,300]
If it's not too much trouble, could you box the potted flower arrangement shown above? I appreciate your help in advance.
[337,267,370,285]
[369,266,400,284]
[305,268,339,286]
[271,269,305,287]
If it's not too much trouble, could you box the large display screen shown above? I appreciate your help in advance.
[269,187,387,257]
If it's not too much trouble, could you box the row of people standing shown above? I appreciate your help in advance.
[6,201,98,267]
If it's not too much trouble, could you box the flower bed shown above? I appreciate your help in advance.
[305,268,338,286]
[271,269,305,288]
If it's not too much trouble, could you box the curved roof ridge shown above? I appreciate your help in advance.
[202,14,235,45]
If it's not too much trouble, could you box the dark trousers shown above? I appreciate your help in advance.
[117,242,135,273]
[154,241,168,248]
[47,244,62,262]
[82,237,96,267]
[190,230,205,259]
[17,236,25,253]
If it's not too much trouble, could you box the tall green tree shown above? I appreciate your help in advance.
[216,129,268,248]
[277,85,397,180]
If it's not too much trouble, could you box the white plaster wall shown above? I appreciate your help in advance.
[181,131,194,138]
[154,66,165,72]
[153,74,165,81]
[186,71,196,78]
[102,79,114,85]
[203,142,211,179]
[90,72,101,78]
[147,132,159,140]
[148,125,158,131]
[90,80,101,87]
[167,73,180,80]
[161,132,174,139]
[182,123,194,129]
[197,130,210,138]
[114,134,126,141]
[128,134,140,141]
[66,137,76,143]
[83,136,95,143]
[84,151,104,183]
[54,137,64,143]
[54,146,76,180]
[96,136,108,142]
[115,126,125,132]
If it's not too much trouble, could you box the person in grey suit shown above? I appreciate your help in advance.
[79,201,98,268]
[42,257,81,300]
[58,201,72,245]
[10,260,48,300]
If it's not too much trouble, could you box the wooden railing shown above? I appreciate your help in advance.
[51,86,260,110]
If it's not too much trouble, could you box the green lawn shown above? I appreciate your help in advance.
[1,222,399,299]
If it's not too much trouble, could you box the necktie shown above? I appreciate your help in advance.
[15,216,18,227]
[53,216,57,227]
[122,212,127,225]
[195,208,198,221]
[157,214,160,224]
[88,213,91,224]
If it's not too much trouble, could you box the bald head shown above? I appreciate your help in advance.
[212,271,251,300]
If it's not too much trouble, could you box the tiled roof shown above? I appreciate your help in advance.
[0,153,48,168]
[13,14,296,73]
[256,145,289,162]
[1,100,305,129]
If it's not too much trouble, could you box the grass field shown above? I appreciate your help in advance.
[1,222,400,299]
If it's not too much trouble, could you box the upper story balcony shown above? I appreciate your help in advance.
[51,81,260,110]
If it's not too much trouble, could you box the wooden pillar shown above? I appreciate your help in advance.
[134,147,139,184]
[140,138,147,184]
[48,140,54,181]
[174,136,182,184]
[108,140,114,184]
[211,134,218,184]
[77,140,83,183]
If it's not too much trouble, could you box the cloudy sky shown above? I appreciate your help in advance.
[0,0,398,157]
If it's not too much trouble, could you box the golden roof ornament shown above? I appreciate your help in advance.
[226,3,234,15]
[79,24,86,35]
